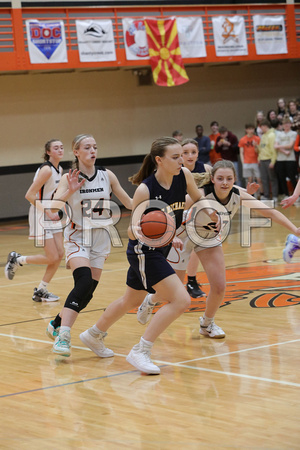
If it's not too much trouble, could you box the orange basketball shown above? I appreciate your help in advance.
[140,210,176,246]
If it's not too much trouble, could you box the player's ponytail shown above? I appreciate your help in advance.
[129,137,179,185]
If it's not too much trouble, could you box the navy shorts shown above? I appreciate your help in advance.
[126,239,174,294]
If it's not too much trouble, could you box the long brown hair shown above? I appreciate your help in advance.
[129,137,179,185]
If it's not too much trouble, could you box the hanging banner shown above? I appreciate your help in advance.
[253,15,287,55]
[75,20,116,62]
[144,17,189,87]
[26,20,68,64]
[212,16,248,56]
[177,17,206,58]
[122,18,149,61]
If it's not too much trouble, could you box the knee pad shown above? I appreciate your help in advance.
[79,279,99,312]
[64,267,93,313]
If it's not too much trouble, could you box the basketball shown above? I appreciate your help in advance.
[140,210,176,246]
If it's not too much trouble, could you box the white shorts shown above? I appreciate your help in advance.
[167,227,221,271]
[243,163,260,179]
[64,224,111,269]
[28,206,62,241]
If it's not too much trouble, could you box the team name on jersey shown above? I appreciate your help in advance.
[80,187,104,194]
[162,201,185,214]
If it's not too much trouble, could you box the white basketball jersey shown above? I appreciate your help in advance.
[67,167,113,229]
[186,184,241,244]
[34,161,63,200]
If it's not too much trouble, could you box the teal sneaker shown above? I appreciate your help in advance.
[53,331,71,357]
[46,320,60,341]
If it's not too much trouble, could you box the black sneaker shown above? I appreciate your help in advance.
[186,279,206,298]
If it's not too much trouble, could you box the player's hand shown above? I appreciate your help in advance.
[281,195,297,209]
[172,236,183,250]
[45,210,61,221]
[67,169,86,194]
[246,182,259,195]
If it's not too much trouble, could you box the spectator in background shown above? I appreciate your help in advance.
[275,116,298,198]
[215,126,241,185]
[239,124,261,196]
[208,120,220,165]
[288,100,300,131]
[277,98,287,119]
[294,123,300,166]
[257,119,278,202]
[267,109,277,123]
[270,118,283,136]
[255,111,265,139]
[172,130,183,142]
[194,124,211,164]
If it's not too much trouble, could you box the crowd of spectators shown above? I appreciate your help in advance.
[173,97,300,203]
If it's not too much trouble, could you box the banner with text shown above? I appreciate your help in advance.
[253,15,287,55]
[122,18,149,61]
[76,20,116,62]
[212,16,248,57]
[26,20,68,64]
[177,17,207,58]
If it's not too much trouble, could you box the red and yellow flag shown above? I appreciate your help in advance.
[144,17,189,87]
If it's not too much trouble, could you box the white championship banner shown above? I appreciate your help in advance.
[76,20,116,62]
[26,20,68,64]
[177,17,206,58]
[253,15,287,55]
[212,16,248,57]
[122,18,149,60]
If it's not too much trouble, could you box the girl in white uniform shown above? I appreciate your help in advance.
[138,159,300,339]
[47,134,132,357]
[4,139,64,302]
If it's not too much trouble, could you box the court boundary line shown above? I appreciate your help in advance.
[1,332,299,395]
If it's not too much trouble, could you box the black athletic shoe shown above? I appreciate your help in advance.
[186,279,206,298]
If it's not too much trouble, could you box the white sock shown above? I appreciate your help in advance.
[141,336,154,347]
[202,315,214,327]
[16,255,27,265]
[147,294,155,305]
[38,281,48,291]
[89,325,103,337]
[60,326,71,334]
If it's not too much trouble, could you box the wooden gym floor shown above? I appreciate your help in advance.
[0,207,300,449]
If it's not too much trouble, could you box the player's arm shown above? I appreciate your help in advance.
[107,169,132,210]
[281,178,300,208]
[25,165,52,206]
[127,183,150,240]
[239,189,300,235]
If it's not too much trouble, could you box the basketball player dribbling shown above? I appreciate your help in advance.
[80,137,219,375]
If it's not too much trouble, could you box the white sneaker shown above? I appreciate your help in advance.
[46,320,60,341]
[283,234,300,263]
[126,339,160,375]
[79,329,114,358]
[32,288,60,302]
[53,330,71,357]
[199,317,225,339]
[4,251,22,280]
[137,294,157,325]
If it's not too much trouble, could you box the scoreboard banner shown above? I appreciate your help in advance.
[253,15,287,55]
[76,20,116,62]
[26,20,68,64]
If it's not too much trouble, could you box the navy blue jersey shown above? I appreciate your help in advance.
[126,168,187,293]
[142,168,186,229]
[191,160,206,174]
